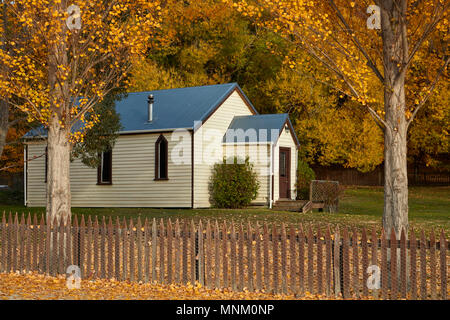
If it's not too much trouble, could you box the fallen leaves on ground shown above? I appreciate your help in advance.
[0,272,352,300]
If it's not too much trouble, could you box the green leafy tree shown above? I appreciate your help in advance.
[129,0,287,95]
[296,159,315,200]
[71,91,123,168]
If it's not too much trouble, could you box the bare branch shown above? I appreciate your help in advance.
[366,105,388,130]
[8,116,27,127]
[0,152,44,172]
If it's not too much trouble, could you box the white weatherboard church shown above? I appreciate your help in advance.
[23,83,299,208]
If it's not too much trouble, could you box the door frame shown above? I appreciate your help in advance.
[279,147,291,199]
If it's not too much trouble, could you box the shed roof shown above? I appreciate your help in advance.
[223,113,300,146]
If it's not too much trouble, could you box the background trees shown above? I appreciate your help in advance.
[0,0,447,232]
[231,0,448,235]
[129,0,448,176]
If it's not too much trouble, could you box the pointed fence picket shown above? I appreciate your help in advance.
[247,222,254,292]
[238,223,244,291]
[167,219,174,284]
[160,219,165,284]
[430,230,436,300]
[122,218,128,281]
[325,226,332,296]
[440,231,447,300]
[298,224,305,295]
[114,217,121,281]
[263,223,269,292]
[129,218,135,282]
[281,224,288,294]
[400,229,407,299]
[214,221,220,289]
[86,216,93,279]
[342,227,350,299]
[0,213,447,300]
[410,230,418,299]
[190,220,196,285]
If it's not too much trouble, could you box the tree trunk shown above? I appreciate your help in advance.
[0,3,9,159]
[46,1,71,225]
[380,0,409,238]
[46,117,71,225]
[0,99,8,158]
[383,114,408,238]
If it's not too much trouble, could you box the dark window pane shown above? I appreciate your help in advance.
[101,151,112,183]
[159,139,168,179]
[280,152,286,177]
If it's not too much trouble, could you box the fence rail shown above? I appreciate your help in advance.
[0,212,448,300]
[311,165,450,186]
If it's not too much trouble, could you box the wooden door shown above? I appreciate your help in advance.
[279,147,291,199]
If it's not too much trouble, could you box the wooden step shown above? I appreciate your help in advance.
[274,200,307,206]
[275,199,306,203]
[273,203,305,209]
[272,206,301,212]
[272,200,307,212]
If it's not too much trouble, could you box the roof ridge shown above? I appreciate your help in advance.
[125,82,237,95]
[233,113,288,118]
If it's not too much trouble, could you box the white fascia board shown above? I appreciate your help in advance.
[23,127,194,140]
[222,142,271,146]
[118,127,193,134]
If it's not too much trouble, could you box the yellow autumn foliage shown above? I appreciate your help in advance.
[229,0,448,170]
[0,1,164,143]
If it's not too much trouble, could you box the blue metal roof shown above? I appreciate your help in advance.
[23,126,47,138]
[223,113,300,146]
[118,82,256,132]
[24,83,257,138]
[23,118,86,138]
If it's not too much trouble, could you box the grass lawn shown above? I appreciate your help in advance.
[0,186,448,233]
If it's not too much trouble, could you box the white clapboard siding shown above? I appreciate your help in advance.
[193,90,254,208]
[26,142,47,206]
[223,144,271,205]
[273,126,298,201]
[26,133,192,207]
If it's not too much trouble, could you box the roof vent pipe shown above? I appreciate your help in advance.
[148,94,154,122]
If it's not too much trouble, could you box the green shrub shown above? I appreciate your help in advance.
[296,159,315,200]
[209,157,259,209]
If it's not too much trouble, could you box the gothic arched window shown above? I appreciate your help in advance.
[155,135,168,180]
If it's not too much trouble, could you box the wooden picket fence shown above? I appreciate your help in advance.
[0,212,448,300]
